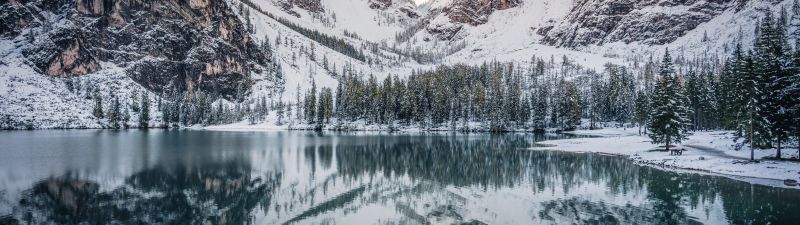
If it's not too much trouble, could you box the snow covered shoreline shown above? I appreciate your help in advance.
[201,119,557,133]
[533,128,800,188]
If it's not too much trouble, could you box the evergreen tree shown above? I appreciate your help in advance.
[684,70,711,131]
[606,64,635,125]
[139,92,150,128]
[93,90,104,119]
[295,85,302,122]
[634,91,650,135]
[742,15,781,151]
[550,77,563,129]
[316,87,334,128]
[647,50,692,153]
[217,101,226,124]
[381,76,394,124]
[587,71,605,129]
[84,81,94,99]
[520,95,532,128]
[560,81,582,131]
[107,93,121,129]
[304,81,318,123]
[261,97,267,121]
[765,12,794,159]
[788,2,800,156]
[720,44,747,130]
[262,35,273,59]
[130,89,140,113]
[700,70,720,129]
[531,89,547,132]
[366,74,379,124]
[162,100,172,128]
[276,100,285,126]
[121,102,130,128]
[247,103,257,125]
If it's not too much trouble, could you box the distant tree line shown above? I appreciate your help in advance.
[302,59,589,132]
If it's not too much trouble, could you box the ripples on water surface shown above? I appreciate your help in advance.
[0,130,798,225]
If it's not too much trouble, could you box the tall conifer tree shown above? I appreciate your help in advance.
[648,50,692,153]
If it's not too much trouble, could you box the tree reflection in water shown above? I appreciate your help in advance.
[14,160,281,225]
[3,132,800,225]
[296,134,800,224]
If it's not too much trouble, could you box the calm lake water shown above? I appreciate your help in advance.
[0,130,798,225]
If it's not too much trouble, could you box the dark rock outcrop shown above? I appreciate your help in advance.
[443,0,520,26]
[1,0,269,100]
[423,0,519,41]
[541,0,766,48]
[426,21,465,41]
[399,5,421,18]
[369,0,393,10]
[370,0,420,18]
[280,0,323,14]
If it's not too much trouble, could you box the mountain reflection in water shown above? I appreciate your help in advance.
[0,130,798,225]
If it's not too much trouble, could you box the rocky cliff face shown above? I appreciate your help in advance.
[444,0,519,25]
[423,0,519,41]
[371,0,420,18]
[369,0,393,9]
[0,0,268,100]
[280,0,323,13]
[541,0,760,48]
[418,0,777,46]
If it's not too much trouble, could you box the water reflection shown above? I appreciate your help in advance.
[0,131,798,225]
[14,161,280,224]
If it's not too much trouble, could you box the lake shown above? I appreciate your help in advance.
[0,130,798,225]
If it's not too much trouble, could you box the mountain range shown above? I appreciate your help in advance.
[0,0,790,129]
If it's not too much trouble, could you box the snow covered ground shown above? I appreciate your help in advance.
[0,37,164,129]
[203,115,533,133]
[533,128,800,188]
[204,119,424,133]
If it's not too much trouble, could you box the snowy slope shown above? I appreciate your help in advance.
[411,0,790,70]
[324,0,419,41]
[245,0,419,42]
[0,38,162,129]
[586,0,796,64]
[0,39,98,129]
[436,0,621,70]
[228,0,431,103]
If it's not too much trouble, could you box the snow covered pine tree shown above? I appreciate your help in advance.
[647,50,692,155]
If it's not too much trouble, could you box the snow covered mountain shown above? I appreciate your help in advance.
[0,0,792,129]
[542,0,748,47]
[411,0,787,60]
[2,0,271,99]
